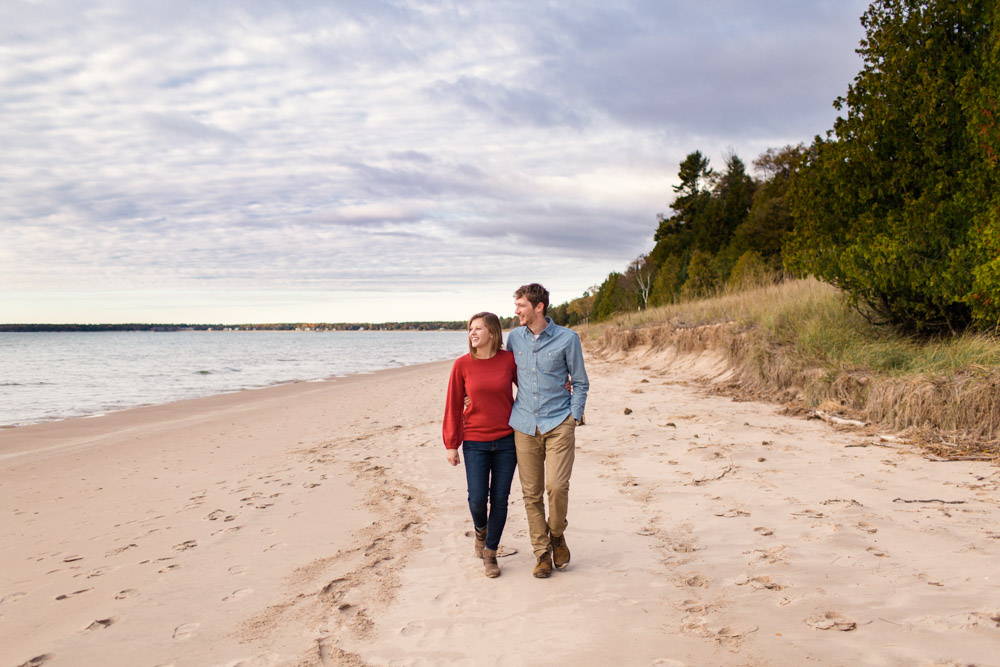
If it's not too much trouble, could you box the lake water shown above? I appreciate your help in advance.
[0,330,469,427]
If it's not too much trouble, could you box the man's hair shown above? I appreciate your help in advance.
[513,283,549,316]
[468,311,504,357]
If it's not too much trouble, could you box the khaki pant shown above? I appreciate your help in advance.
[514,414,576,558]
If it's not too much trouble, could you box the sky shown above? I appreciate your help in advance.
[1,0,871,324]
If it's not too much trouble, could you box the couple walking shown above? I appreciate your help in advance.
[442,283,589,579]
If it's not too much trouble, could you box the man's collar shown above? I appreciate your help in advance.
[527,316,553,337]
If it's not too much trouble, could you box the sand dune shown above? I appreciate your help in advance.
[2,349,998,666]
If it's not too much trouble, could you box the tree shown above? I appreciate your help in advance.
[593,272,636,321]
[785,0,999,332]
[627,254,654,309]
[681,250,719,299]
[648,252,686,306]
[652,151,713,251]
[728,144,806,269]
[727,250,775,291]
[567,288,597,324]
[697,153,755,256]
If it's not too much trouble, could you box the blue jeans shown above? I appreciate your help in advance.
[463,433,517,551]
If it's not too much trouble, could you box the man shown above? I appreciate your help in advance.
[507,283,589,578]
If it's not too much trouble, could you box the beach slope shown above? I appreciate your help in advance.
[2,353,998,666]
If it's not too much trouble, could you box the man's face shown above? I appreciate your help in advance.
[514,296,544,327]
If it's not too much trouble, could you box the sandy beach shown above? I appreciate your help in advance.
[2,346,999,667]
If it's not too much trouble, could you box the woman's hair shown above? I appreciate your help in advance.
[468,311,504,357]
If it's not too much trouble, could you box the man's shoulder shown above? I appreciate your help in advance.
[547,321,580,342]
[506,327,527,345]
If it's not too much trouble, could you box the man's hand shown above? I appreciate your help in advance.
[446,449,461,466]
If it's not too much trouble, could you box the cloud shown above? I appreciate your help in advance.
[0,0,871,322]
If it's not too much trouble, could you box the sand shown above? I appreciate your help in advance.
[1,347,998,667]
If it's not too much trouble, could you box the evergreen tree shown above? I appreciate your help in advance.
[786,0,999,332]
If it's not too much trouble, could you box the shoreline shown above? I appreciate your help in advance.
[0,359,454,459]
[0,330,460,433]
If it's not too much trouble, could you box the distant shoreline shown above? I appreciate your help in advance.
[0,321,468,332]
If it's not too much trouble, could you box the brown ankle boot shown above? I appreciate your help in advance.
[474,527,487,558]
[483,548,500,578]
[551,533,570,570]
[532,550,552,578]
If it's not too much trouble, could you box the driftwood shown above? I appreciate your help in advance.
[811,410,868,427]
[892,497,966,505]
[692,465,734,485]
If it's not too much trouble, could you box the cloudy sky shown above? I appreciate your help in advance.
[1,0,870,324]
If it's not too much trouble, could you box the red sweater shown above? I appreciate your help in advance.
[442,350,517,449]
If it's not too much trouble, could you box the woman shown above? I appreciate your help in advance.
[443,312,518,578]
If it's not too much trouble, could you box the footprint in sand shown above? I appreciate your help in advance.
[806,611,856,631]
[754,526,774,537]
[158,564,181,574]
[61,555,84,563]
[744,576,785,591]
[85,617,119,631]
[55,588,93,600]
[714,509,750,518]
[400,620,426,637]
[1,592,27,605]
[261,527,276,535]
[264,543,287,552]
[173,622,199,639]
[17,654,54,667]
[857,521,878,534]
[106,543,138,557]
[683,574,708,588]
[172,540,197,551]
[866,546,888,557]
[228,565,249,576]
[115,589,139,600]
[223,588,253,602]
[680,599,707,613]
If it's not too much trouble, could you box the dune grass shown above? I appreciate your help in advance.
[583,279,1000,458]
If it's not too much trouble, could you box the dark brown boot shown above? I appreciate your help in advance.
[551,533,570,570]
[483,548,500,578]
[474,527,487,558]
[532,550,552,578]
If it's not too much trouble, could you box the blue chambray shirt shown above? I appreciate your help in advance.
[507,316,589,435]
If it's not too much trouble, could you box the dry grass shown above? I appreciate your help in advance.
[585,278,1000,459]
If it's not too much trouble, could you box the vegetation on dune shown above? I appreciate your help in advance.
[585,279,1000,457]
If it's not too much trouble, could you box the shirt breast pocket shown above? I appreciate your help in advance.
[538,351,561,373]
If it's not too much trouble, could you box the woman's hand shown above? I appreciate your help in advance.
[446,449,461,466]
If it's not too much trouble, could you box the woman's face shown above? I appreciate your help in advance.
[469,318,492,355]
